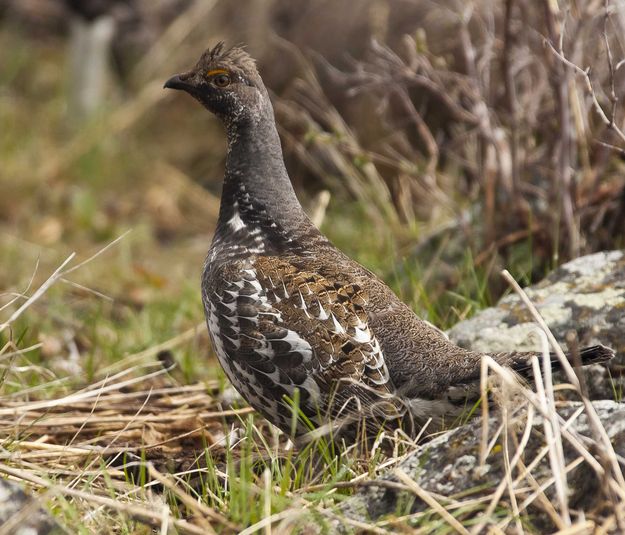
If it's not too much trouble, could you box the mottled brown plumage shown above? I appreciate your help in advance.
[164,44,615,442]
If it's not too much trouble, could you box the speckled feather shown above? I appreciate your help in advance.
[166,43,615,440]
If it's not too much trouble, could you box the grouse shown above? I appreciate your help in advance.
[164,43,614,442]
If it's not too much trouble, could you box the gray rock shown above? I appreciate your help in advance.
[448,250,625,398]
[0,478,64,535]
[338,400,625,532]
[449,250,625,355]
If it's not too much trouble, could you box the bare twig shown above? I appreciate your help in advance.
[546,40,625,146]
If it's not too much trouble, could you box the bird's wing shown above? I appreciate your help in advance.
[204,255,396,430]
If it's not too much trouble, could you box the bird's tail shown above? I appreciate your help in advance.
[504,344,615,377]
[574,344,616,365]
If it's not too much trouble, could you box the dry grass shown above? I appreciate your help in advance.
[0,255,623,533]
[0,371,244,533]
[3,363,623,533]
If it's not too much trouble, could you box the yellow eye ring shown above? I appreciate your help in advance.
[213,73,231,88]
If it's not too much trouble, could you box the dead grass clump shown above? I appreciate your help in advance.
[275,1,625,290]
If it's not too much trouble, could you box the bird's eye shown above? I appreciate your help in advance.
[213,73,231,88]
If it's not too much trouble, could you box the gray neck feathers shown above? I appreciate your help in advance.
[216,98,318,245]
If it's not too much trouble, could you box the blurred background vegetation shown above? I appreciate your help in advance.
[1,0,624,386]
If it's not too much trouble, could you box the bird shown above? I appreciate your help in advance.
[164,43,615,443]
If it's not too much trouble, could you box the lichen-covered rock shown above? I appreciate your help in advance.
[449,250,625,354]
[0,478,64,535]
[447,250,625,398]
[338,400,625,532]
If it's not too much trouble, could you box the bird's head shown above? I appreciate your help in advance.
[164,42,268,127]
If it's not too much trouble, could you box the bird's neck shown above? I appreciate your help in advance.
[215,113,320,248]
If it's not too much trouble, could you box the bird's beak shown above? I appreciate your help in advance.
[163,73,194,91]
